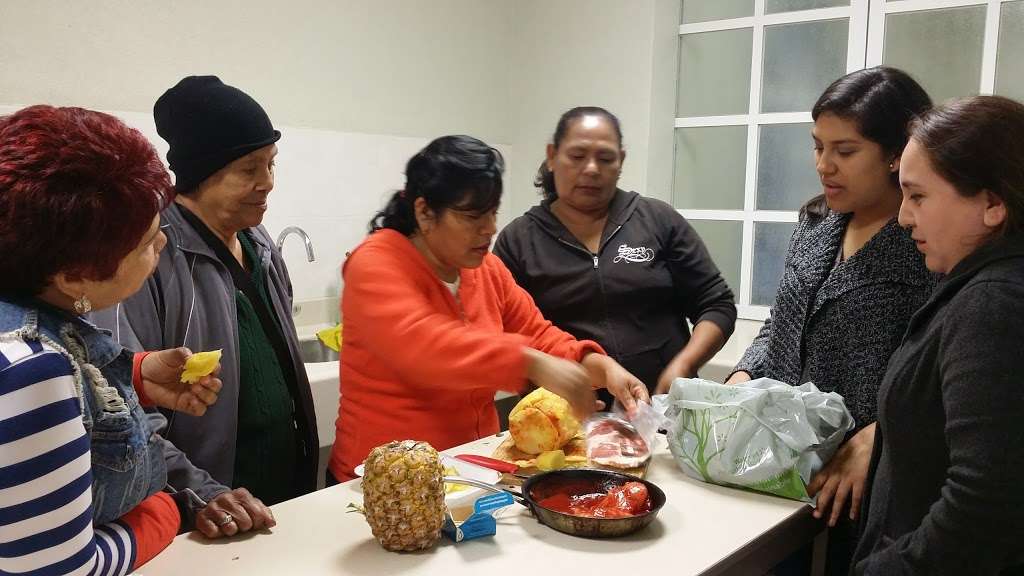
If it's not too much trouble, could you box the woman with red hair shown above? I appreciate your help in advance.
[0,105,223,575]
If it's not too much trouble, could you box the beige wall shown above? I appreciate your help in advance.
[0,0,680,297]
[504,0,680,217]
[646,0,683,205]
[0,0,679,216]
[0,0,516,143]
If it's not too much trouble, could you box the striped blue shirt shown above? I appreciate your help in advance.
[1,337,137,576]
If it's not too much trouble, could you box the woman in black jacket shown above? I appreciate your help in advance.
[495,107,736,403]
[728,67,934,574]
[852,95,1024,575]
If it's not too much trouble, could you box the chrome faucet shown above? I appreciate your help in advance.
[276,226,316,262]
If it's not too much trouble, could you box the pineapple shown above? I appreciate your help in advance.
[535,449,566,471]
[180,349,222,383]
[508,388,581,454]
[360,440,447,552]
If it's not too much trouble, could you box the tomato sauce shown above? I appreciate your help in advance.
[535,481,652,519]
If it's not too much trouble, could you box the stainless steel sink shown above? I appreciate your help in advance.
[298,338,339,363]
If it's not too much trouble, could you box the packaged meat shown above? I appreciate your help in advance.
[585,416,652,469]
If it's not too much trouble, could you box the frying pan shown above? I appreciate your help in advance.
[446,468,666,538]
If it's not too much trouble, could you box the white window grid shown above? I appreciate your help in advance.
[867,0,1018,95]
[676,1,869,321]
[675,0,1015,321]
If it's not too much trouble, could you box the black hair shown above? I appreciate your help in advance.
[801,66,932,219]
[535,106,623,203]
[369,135,504,235]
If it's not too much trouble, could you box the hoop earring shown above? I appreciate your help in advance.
[73,295,92,315]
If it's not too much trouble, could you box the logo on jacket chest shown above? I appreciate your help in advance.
[613,243,655,263]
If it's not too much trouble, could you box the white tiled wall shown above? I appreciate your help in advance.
[264,127,514,302]
[262,127,433,302]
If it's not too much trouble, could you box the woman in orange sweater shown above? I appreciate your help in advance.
[328,135,650,482]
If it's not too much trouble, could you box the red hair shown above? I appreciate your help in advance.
[0,105,174,297]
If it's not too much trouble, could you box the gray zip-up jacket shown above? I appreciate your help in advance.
[92,202,319,501]
[495,190,736,391]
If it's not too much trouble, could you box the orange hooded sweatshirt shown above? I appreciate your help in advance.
[328,229,603,480]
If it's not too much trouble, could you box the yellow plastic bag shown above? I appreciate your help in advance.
[317,323,343,352]
[180,349,222,383]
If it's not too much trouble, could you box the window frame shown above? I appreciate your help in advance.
[866,0,1018,95]
[675,1,869,321]
[675,0,1016,321]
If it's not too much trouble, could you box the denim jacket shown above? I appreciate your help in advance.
[0,298,166,524]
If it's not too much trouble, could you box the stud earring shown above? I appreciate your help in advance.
[73,294,92,315]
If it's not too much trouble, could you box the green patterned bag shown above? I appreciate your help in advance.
[664,377,854,502]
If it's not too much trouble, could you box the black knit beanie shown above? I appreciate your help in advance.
[153,76,281,193]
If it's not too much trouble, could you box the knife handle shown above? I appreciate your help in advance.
[455,454,518,473]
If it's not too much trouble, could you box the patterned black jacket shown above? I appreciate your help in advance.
[734,211,936,429]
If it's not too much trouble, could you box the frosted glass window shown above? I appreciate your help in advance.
[688,220,742,302]
[884,7,985,103]
[674,126,747,210]
[753,223,797,306]
[766,0,848,14]
[756,123,819,211]
[682,0,754,24]
[762,20,848,112]
[678,28,754,116]
[996,1,1024,102]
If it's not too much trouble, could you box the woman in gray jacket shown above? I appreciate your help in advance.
[94,76,317,537]
[728,67,934,573]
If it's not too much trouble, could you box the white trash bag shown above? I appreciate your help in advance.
[660,377,854,502]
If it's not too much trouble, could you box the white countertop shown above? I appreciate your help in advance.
[305,360,340,449]
[141,431,821,576]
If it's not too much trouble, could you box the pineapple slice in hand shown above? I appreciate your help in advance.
[180,349,222,384]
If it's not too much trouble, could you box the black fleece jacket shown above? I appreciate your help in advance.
[494,190,736,391]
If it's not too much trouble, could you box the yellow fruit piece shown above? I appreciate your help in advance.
[180,349,222,383]
[508,388,580,455]
[443,465,467,493]
[535,450,566,471]
[317,324,343,352]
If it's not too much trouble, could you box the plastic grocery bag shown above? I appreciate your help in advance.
[662,377,854,502]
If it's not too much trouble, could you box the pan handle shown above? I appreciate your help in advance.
[444,476,527,507]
